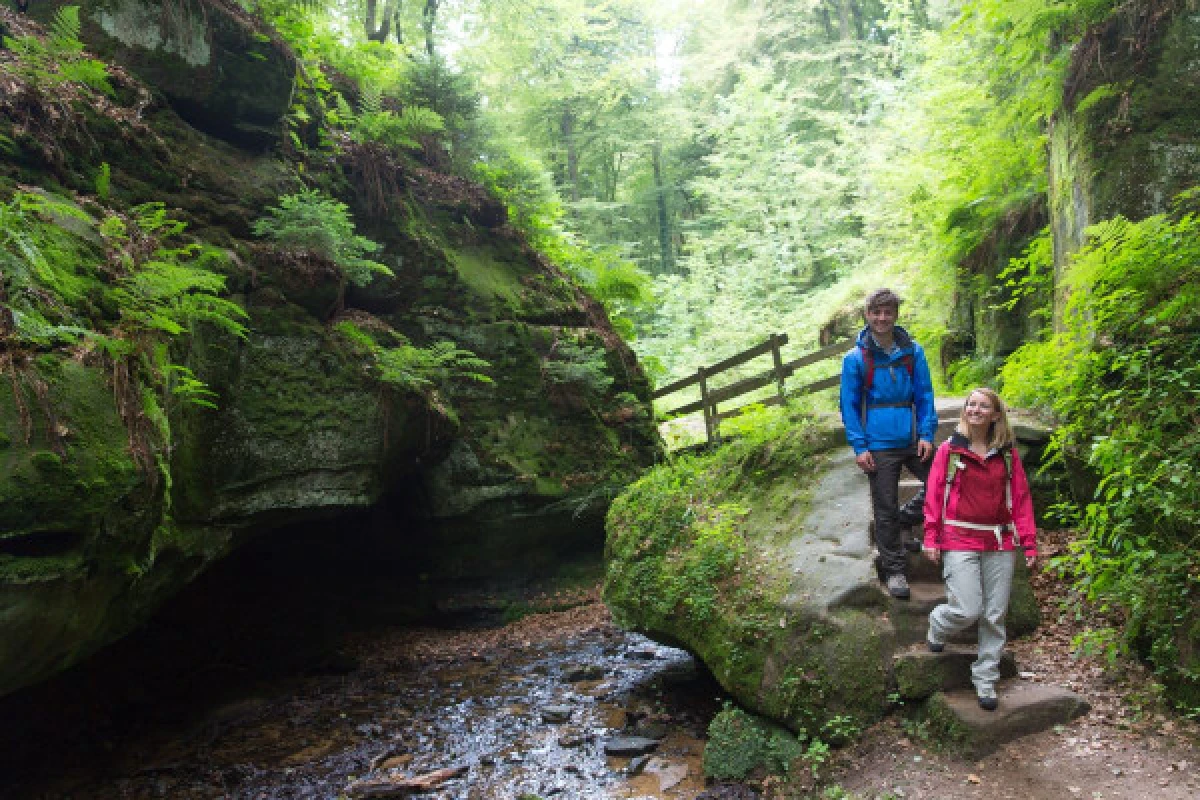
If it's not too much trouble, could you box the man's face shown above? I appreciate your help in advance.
[866,303,898,338]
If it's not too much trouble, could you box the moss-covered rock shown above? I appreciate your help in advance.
[29,0,295,149]
[605,406,1040,737]
[1049,2,1200,322]
[605,408,891,734]
[0,7,659,698]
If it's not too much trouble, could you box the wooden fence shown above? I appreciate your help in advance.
[652,334,854,444]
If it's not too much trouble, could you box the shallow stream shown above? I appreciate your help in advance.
[2,599,728,799]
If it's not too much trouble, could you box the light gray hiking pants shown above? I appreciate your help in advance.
[927,549,1017,695]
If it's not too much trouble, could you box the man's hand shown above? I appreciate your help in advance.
[923,546,940,564]
[855,451,876,473]
[917,439,934,461]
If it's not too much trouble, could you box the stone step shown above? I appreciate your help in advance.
[921,680,1090,758]
[892,644,1016,700]
[884,581,975,646]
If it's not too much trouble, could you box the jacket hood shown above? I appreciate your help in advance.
[855,324,915,353]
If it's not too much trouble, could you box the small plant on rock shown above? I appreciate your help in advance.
[252,189,391,287]
[3,5,113,97]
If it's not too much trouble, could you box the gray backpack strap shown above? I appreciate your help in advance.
[941,452,961,521]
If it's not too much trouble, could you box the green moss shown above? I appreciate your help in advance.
[916,692,971,753]
[29,451,63,472]
[449,246,526,310]
[0,357,145,543]
[704,704,805,781]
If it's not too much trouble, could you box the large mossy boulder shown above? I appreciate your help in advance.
[29,0,295,149]
[604,407,1039,735]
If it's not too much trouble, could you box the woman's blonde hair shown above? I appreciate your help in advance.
[955,387,1015,450]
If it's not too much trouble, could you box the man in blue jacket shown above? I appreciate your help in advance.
[840,288,938,599]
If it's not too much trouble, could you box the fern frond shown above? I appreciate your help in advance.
[49,6,85,57]
[359,84,383,116]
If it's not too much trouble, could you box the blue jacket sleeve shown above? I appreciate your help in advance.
[840,350,867,454]
[912,344,937,441]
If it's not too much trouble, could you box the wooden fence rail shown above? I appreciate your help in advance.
[653,335,854,445]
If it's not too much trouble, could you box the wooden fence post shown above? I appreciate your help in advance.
[770,333,787,404]
[698,366,712,444]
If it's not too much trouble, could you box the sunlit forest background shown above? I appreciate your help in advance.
[249,0,1091,385]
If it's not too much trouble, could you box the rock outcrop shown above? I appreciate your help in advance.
[0,4,658,697]
[1048,0,1200,322]
[28,0,295,148]
[605,402,1079,753]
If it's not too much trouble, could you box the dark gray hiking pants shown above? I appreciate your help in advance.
[868,446,931,577]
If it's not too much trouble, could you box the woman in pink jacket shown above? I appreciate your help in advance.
[922,388,1038,711]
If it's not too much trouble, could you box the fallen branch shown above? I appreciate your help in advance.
[346,766,467,798]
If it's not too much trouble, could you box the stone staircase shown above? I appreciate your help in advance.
[880,400,1089,757]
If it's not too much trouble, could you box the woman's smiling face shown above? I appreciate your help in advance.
[963,391,1001,428]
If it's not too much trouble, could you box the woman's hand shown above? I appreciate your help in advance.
[922,546,940,564]
[1025,553,1038,569]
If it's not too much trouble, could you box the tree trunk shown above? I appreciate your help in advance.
[422,0,439,56]
[561,109,580,203]
[651,141,674,274]
[366,0,401,43]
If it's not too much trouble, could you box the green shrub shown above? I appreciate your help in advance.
[252,189,391,286]
[999,190,1200,710]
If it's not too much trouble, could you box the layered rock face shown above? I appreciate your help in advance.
[29,0,294,148]
[1048,1,1200,322]
[0,2,658,696]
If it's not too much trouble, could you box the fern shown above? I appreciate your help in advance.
[4,5,114,97]
[48,5,86,57]
[349,89,446,151]
[253,189,392,286]
[334,321,492,395]
[378,340,492,392]
[359,83,384,116]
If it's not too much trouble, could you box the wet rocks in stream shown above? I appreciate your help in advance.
[4,603,723,799]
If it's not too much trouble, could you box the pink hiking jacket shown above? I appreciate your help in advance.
[922,435,1037,556]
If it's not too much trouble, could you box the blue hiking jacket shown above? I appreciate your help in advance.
[839,325,937,454]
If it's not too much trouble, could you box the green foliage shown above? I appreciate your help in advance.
[3,5,114,97]
[94,162,111,201]
[350,85,446,152]
[101,203,247,346]
[704,703,805,780]
[377,341,491,393]
[542,339,614,399]
[999,192,1200,709]
[333,321,491,397]
[0,191,97,347]
[399,54,483,166]
[0,189,246,420]
[252,189,391,286]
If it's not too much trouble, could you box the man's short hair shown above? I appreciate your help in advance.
[864,288,902,314]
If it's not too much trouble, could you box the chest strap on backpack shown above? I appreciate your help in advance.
[859,347,917,433]
[941,450,1017,549]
